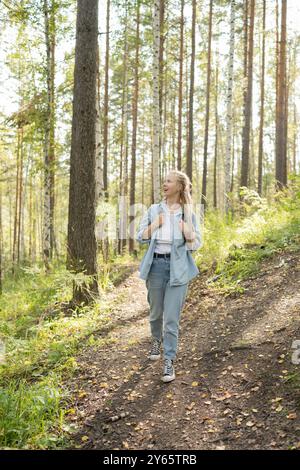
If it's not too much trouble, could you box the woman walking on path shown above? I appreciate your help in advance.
[136,170,202,383]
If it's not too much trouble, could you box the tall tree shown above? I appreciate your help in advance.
[291,42,298,174]
[213,50,219,209]
[152,0,162,202]
[225,0,236,213]
[67,0,99,305]
[186,0,196,183]
[103,0,110,201]
[43,0,52,271]
[258,0,266,195]
[12,124,23,273]
[177,0,184,171]
[118,3,129,255]
[129,0,141,254]
[159,0,165,172]
[201,0,213,209]
[275,0,288,189]
[240,0,255,190]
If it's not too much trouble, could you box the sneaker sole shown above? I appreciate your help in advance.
[162,374,175,383]
[148,354,161,361]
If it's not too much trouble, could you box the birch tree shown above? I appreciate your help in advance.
[258,0,266,195]
[129,0,141,254]
[152,0,161,202]
[43,0,52,272]
[201,0,213,209]
[186,0,196,184]
[177,0,184,171]
[275,0,288,189]
[240,0,255,190]
[225,0,235,214]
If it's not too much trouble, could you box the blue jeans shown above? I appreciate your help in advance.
[146,256,189,360]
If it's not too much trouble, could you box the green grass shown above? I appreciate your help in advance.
[0,253,137,449]
[0,374,71,449]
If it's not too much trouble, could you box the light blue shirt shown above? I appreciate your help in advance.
[136,201,202,286]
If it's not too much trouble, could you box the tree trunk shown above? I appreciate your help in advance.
[240,0,255,190]
[177,0,184,171]
[159,0,165,181]
[43,0,52,272]
[225,0,235,213]
[258,0,266,196]
[186,0,196,184]
[49,0,57,260]
[275,0,287,189]
[12,126,22,274]
[118,4,129,255]
[103,0,110,201]
[129,1,140,254]
[67,0,99,306]
[152,0,161,202]
[201,0,213,209]
[213,53,219,209]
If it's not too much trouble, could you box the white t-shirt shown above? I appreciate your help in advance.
[154,204,182,254]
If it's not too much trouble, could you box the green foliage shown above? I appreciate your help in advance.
[0,374,70,449]
[196,180,300,295]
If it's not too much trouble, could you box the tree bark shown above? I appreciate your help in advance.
[129,0,140,254]
[240,0,255,190]
[225,0,235,213]
[67,0,99,306]
[275,0,287,189]
[186,0,196,184]
[201,0,213,208]
[177,0,184,171]
[103,0,110,201]
[258,0,266,196]
[152,0,161,202]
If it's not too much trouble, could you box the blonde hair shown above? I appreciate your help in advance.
[163,169,193,212]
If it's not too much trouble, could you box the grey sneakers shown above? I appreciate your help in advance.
[162,358,175,383]
[148,339,176,382]
[148,338,161,360]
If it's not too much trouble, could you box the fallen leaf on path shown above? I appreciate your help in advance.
[186,402,196,411]
[100,382,109,388]
[271,397,283,403]
[246,421,255,427]
[214,391,232,401]
[286,412,297,420]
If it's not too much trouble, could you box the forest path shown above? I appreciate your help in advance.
[66,250,300,450]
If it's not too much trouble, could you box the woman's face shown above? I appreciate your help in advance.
[162,173,181,198]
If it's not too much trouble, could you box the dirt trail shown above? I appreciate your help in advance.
[66,250,300,450]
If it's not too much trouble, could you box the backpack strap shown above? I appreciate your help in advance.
[181,210,186,244]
